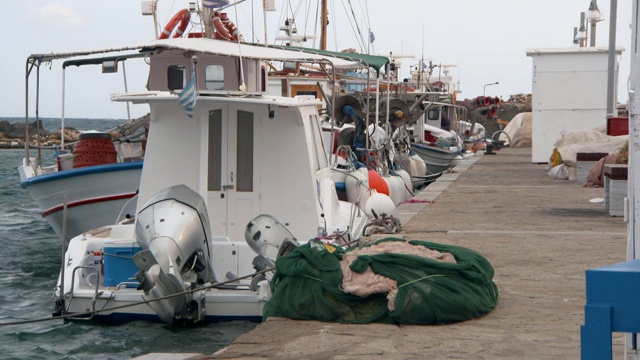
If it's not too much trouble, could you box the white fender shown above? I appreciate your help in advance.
[383,175,403,206]
[410,154,427,177]
[345,168,369,208]
[365,190,395,218]
[395,169,413,200]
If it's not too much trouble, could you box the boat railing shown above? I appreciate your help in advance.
[65,265,102,321]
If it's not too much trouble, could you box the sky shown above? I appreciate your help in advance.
[0,0,634,120]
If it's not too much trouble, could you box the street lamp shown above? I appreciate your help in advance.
[585,0,604,47]
[575,12,587,47]
[483,82,499,96]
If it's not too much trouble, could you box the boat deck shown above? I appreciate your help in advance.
[139,146,629,360]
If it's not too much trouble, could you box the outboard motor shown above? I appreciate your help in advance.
[245,214,299,282]
[132,185,214,325]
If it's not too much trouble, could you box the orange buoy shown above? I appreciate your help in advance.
[368,169,389,196]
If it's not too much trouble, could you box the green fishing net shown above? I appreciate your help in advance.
[263,237,498,324]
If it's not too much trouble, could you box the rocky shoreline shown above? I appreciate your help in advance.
[0,119,83,149]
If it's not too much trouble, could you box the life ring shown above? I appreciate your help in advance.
[212,11,233,40]
[212,11,244,42]
[222,15,244,42]
[160,9,191,39]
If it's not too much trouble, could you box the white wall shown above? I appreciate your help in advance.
[527,47,622,163]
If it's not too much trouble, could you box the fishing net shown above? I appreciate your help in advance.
[263,237,498,324]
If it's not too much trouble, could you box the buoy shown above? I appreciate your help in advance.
[395,169,413,199]
[410,154,427,177]
[365,190,395,218]
[383,175,404,206]
[368,169,389,195]
[345,168,369,207]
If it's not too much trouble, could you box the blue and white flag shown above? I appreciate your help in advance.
[203,0,229,9]
[178,66,197,118]
[369,30,375,44]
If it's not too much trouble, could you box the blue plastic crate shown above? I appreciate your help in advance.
[103,246,142,287]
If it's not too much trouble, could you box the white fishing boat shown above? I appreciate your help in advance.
[53,34,376,324]
[19,53,148,241]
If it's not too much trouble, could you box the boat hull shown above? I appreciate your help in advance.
[410,143,458,174]
[20,161,142,240]
[56,223,269,324]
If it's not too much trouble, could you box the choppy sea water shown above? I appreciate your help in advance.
[0,118,257,360]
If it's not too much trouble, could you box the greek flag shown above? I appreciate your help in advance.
[178,67,197,118]
[369,30,375,44]
[203,0,229,8]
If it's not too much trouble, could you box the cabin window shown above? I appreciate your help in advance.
[167,65,186,90]
[207,110,223,191]
[236,110,254,192]
[296,90,318,98]
[427,108,440,121]
[205,65,225,90]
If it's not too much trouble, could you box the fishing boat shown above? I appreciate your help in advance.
[52,33,380,324]
[18,53,148,241]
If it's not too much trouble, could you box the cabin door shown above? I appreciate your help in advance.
[206,104,260,242]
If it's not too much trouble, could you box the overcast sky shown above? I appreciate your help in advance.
[0,0,633,119]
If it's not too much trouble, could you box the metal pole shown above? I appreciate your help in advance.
[580,12,586,47]
[590,19,596,47]
[262,0,268,44]
[61,67,66,150]
[628,0,639,260]
[606,0,618,117]
[24,59,30,162]
[122,61,131,122]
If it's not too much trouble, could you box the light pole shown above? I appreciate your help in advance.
[585,0,605,47]
[483,82,499,96]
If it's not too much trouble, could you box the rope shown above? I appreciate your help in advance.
[397,274,451,289]
[0,267,274,327]
[338,0,364,52]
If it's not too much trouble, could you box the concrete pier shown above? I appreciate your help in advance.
[147,147,630,359]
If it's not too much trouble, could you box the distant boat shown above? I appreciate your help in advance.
[18,53,148,241]
[410,142,460,175]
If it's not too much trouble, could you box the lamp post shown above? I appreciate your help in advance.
[585,0,605,47]
[483,82,499,96]
[576,12,587,47]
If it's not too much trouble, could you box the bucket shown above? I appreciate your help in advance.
[72,132,117,168]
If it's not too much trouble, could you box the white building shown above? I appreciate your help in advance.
[526,47,623,163]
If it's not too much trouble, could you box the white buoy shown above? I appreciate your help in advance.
[345,168,369,207]
[365,190,395,218]
[395,169,413,200]
[410,154,427,177]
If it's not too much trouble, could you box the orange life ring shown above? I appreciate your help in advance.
[222,15,244,42]
[212,11,233,40]
[212,11,244,42]
[160,9,191,39]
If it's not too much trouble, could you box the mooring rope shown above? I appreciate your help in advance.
[0,267,274,327]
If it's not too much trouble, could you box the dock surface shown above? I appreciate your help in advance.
[157,147,630,359]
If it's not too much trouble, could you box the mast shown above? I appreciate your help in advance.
[320,0,328,50]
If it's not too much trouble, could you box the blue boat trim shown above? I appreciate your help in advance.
[20,161,143,189]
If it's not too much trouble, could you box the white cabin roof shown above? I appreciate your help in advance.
[28,38,366,69]
[145,38,361,68]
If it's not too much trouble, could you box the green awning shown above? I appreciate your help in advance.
[63,52,146,68]
[280,46,390,74]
